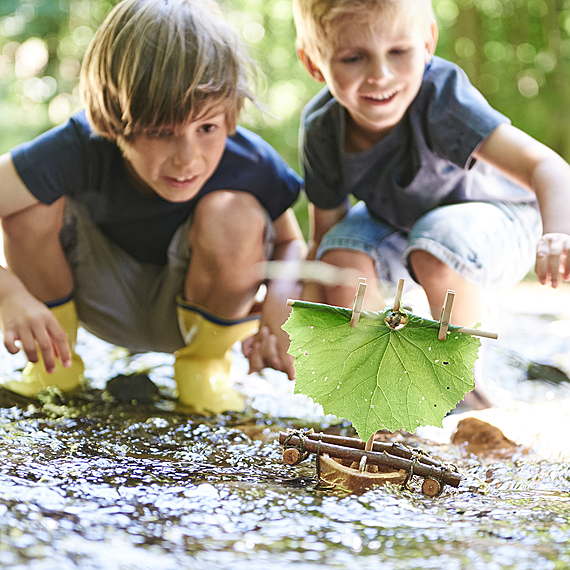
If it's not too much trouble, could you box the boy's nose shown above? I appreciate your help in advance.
[367,56,392,83]
[172,136,196,165]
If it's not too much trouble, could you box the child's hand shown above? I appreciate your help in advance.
[242,324,295,380]
[0,292,72,373]
[535,232,570,287]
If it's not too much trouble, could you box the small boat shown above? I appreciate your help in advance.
[318,453,407,493]
[280,430,460,496]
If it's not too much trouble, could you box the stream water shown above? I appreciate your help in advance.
[1,281,570,570]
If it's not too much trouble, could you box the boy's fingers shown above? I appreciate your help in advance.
[536,234,570,287]
[17,330,40,365]
[33,329,59,373]
[535,257,547,285]
[248,344,265,375]
[282,353,295,381]
[245,326,295,377]
[47,323,72,368]
[241,336,254,358]
[547,257,558,288]
[247,327,268,372]
[264,330,289,372]
[3,331,21,356]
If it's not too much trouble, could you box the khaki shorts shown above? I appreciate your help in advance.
[61,199,274,354]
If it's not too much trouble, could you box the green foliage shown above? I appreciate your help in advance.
[284,301,480,440]
[1,0,570,193]
[0,0,113,152]
[432,0,570,158]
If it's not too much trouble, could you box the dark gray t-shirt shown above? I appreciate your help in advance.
[12,111,302,265]
[300,56,537,233]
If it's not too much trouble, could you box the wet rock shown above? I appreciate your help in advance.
[526,362,570,385]
[0,387,33,408]
[105,373,160,405]
[451,416,523,461]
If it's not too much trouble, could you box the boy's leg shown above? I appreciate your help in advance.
[316,202,415,310]
[408,251,485,327]
[408,249,491,410]
[184,190,267,318]
[405,202,541,326]
[2,198,73,302]
[405,201,542,410]
[174,191,267,413]
[1,198,84,395]
[320,249,385,310]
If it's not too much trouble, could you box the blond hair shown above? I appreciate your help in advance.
[80,0,256,140]
[293,0,435,58]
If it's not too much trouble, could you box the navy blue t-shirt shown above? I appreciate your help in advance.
[300,57,537,233]
[11,111,302,264]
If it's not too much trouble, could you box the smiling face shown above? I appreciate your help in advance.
[303,11,437,151]
[118,107,229,202]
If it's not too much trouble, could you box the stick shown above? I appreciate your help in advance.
[261,260,360,286]
[279,432,462,487]
[292,432,442,467]
[438,290,455,341]
[393,278,405,312]
[350,278,367,328]
[456,327,498,340]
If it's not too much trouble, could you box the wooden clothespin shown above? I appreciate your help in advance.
[350,278,367,328]
[438,290,455,341]
[393,278,405,312]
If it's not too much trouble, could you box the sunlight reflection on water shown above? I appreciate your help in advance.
[1,282,570,569]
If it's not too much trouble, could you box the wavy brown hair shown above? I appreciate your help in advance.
[80,0,256,140]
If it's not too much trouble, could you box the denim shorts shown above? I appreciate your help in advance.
[61,198,274,354]
[318,201,542,293]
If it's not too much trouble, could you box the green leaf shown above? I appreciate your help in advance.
[283,301,480,441]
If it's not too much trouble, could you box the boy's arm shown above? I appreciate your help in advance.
[308,201,350,260]
[0,153,41,216]
[0,153,72,372]
[244,208,307,379]
[473,123,570,287]
[301,200,349,302]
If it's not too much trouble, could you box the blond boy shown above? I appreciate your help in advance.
[293,0,570,408]
[0,0,305,412]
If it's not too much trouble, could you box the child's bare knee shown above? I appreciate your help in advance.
[191,191,266,252]
[409,250,452,284]
[409,249,442,269]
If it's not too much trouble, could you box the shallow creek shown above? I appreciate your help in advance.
[1,282,570,569]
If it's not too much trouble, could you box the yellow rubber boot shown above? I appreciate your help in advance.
[174,295,259,414]
[3,298,85,397]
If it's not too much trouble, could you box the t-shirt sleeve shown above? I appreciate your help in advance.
[423,60,510,168]
[300,89,348,210]
[10,114,93,205]
[201,128,303,221]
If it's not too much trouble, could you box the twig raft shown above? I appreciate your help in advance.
[279,431,462,488]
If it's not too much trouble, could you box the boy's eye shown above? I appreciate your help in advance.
[199,123,217,133]
[340,54,362,64]
[146,129,174,139]
[390,47,411,56]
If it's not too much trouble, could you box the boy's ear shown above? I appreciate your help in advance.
[297,48,326,82]
[424,19,438,61]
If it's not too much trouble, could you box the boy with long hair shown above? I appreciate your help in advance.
[0,0,305,413]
